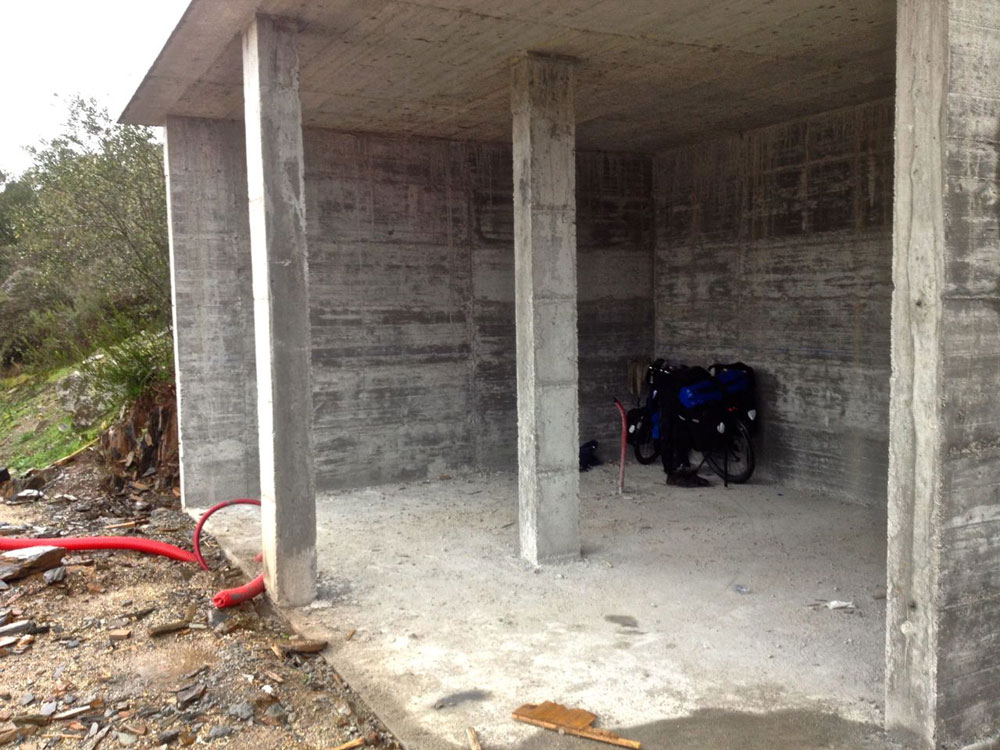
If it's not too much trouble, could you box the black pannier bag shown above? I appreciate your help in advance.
[671,366,727,449]
[709,362,759,433]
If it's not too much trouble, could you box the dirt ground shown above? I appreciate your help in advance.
[0,453,401,750]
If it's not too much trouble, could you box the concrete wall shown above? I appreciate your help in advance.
[164,116,260,509]
[303,129,653,491]
[935,2,1000,737]
[653,100,894,504]
[887,1,1000,745]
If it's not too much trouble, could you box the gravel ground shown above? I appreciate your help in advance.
[0,453,402,750]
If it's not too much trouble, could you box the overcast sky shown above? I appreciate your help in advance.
[0,0,191,177]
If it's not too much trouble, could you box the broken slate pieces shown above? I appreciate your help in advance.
[0,546,66,582]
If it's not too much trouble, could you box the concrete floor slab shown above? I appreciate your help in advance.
[204,464,898,749]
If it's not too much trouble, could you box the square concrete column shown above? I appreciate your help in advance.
[887,1,1000,746]
[511,53,580,565]
[243,14,316,606]
[164,117,259,511]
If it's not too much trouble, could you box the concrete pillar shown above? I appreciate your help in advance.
[242,14,316,606]
[511,53,580,565]
[887,1,1000,746]
[164,117,259,510]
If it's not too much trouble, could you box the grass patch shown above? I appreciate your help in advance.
[0,370,100,474]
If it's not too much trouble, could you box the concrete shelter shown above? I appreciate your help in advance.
[123,1,1000,747]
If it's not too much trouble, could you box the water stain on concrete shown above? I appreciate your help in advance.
[432,689,491,710]
[605,614,639,628]
[511,708,902,750]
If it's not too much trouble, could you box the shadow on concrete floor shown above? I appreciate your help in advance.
[511,708,902,750]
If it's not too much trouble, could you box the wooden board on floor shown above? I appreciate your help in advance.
[512,702,641,749]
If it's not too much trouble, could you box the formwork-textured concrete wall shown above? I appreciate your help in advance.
[654,100,894,504]
[935,0,1000,734]
[304,129,653,491]
[165,117,260,509]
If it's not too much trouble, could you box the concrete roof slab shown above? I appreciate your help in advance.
[123,0,895,152]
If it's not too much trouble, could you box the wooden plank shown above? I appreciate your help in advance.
[512,702,641,749]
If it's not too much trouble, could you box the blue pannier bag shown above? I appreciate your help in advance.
[678,373,723,410]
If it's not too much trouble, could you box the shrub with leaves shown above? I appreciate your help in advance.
[82,329,174,406]
[0,96,169,371]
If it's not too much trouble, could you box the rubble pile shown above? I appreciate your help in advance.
[0,458,400,749]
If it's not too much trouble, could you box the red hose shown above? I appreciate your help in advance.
[0,536,197,563]
[213,574,265,608]
[193,498,264,610]
[0,497,267,609]
[192,498,261,571]
[614,398,628,494]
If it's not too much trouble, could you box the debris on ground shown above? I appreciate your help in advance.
[0,545,66,581]
[330,737,367,750]
[809,599,858,613]
[0,453,403,750]
[513,701,642,748]
[277,638,328,656]
[466,726,483,750]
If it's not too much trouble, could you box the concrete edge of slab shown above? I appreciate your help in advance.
[193,517,464,750]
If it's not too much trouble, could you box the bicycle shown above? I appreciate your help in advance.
[624,360,758,485]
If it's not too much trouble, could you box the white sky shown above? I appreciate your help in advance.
[0,0,191,177]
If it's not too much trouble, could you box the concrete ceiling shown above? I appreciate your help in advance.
[122,0,896,153]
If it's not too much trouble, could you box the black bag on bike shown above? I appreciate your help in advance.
[672,366,727,449]
[709,362,759,433]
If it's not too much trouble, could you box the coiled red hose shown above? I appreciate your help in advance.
[0,497,266,609]
[193,498,265,608]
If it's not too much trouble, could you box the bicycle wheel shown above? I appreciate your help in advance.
[705,419,754,483]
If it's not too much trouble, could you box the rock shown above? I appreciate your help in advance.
[11,713,50,727]
[108,629,132,642]
[56,370,113,430]
[0,621,35,638]
[156,729,180,745]
[44,566,67,585]
[206,725,233,741]
[261,703,288,726]
[10,489,43,504]
[227,702,253,721]
[176,683,205,709]
[23,469,56,491]
[52,706,91,720]
[39,702,57,717]
[0,725,39,743]
[84,726,111,750]
[18,693,34,707]
[0,546,66,581]
[117,731,138,746]
[206,609,230,629]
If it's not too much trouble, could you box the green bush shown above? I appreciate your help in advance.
[79,318,174,406]
[0,97,169,373]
